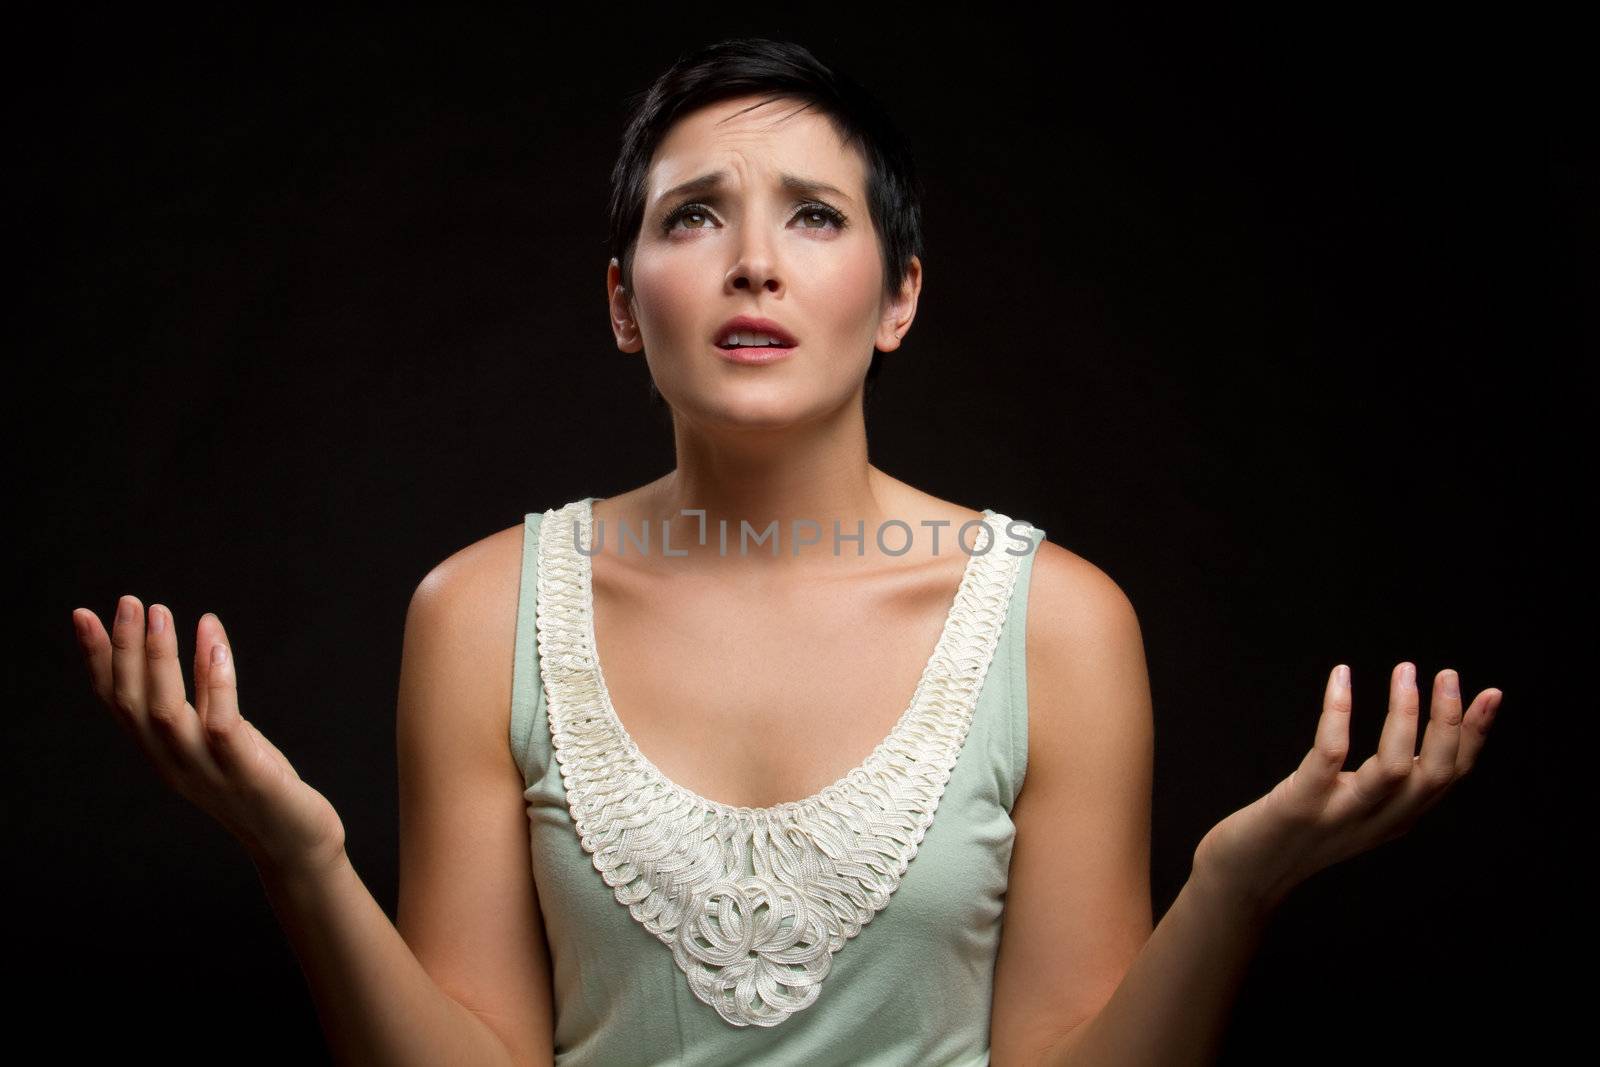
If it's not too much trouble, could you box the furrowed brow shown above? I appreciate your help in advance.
[652,170,853,207]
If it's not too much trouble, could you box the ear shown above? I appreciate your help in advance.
[874,255,922,353]
[608,257,644,353]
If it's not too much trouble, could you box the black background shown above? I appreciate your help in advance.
[9,6,1586,1063]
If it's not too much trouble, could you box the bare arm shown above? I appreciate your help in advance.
[391,531,557,1066]
[254,848,528,1067]
[1030,867,1267,1067]
[988,545,1270,1065]
[988,540,1259,1066]
[256,527,556,1065]
[988,543,1156,1067]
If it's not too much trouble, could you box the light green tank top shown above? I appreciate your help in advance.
[510,497,1046,1066]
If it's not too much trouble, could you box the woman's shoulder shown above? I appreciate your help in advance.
[1022,533,1146,763]
[398,515,538,741]
[1026,536,1136,640]
[405,517,535,678]
[412,517,529,614]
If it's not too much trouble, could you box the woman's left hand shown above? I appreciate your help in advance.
[1192,662,1503,916]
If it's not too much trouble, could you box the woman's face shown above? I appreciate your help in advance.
[611,94,919,430]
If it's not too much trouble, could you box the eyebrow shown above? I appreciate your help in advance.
[651,170,854,208]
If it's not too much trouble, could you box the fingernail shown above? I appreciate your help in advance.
[72,613,88,644]
[1336,664,1350,688]
[117,598,133,625]
[1441,669,1459,699]
[211,644,228,666]
[149,606,166,636]
[1401,662,1415,687]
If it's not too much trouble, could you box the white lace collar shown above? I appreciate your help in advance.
[533,497,1031,1028]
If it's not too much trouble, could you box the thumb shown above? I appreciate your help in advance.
[199,619,253,776]
[193,613,218,723]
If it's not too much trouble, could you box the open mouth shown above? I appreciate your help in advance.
[713,315,800,350]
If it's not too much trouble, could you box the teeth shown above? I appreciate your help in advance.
[723,332,786,347]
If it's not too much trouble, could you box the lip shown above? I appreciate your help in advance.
[713,314,800,346]
[712,341,796,365]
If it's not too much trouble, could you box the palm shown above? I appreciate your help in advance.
[1194,662,1502,914]
[73,598,347,878]
[197,711,344,869]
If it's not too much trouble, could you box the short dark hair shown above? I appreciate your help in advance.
[606,38,924,412]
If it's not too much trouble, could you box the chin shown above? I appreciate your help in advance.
[684,387,829,430]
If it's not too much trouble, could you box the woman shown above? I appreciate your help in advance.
[68,38,1503,1067]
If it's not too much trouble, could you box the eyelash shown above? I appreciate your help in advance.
[658,200,850,234]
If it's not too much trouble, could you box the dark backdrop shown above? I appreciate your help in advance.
[9,7,1584,1063]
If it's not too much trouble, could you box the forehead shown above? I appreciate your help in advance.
[646,95,867,202]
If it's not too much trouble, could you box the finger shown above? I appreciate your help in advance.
[1352,661,1421,804]
[76,606,148,752]
[1344,675,1504,844]
[1311,664,1352,782]
[192,613,216,726]
[199,618,255,778]
[1286,665,1354,809]
[1414,668,1466,788]
[73,608,116,712]
[1350,668,1474,842]
[1453,687,1502,777]
[83,599,189,790]
[108,595,149,728]
[143,604,220,782]
[1384,687,1502,831]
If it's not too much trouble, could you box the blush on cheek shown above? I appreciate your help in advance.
[814,244,887,346]
[628,248,718,354]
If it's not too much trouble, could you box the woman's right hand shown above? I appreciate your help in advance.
[72,596,348,882]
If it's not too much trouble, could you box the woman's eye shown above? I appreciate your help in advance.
[667,207,713,230]
[662,202,847,235]
[798,206,841,229]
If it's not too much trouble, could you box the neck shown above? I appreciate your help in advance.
[607,396,919,569]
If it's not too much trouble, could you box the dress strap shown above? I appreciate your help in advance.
[509,509,547,790]
[1002,522,1047,809]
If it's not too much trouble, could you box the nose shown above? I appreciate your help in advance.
[724,229,782,295]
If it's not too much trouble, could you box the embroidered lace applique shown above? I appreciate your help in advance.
[532,498,1031,1028]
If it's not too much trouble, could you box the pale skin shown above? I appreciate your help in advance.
[70,93,1504,1066]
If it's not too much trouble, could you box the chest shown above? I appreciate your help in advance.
[589,555,969,810]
